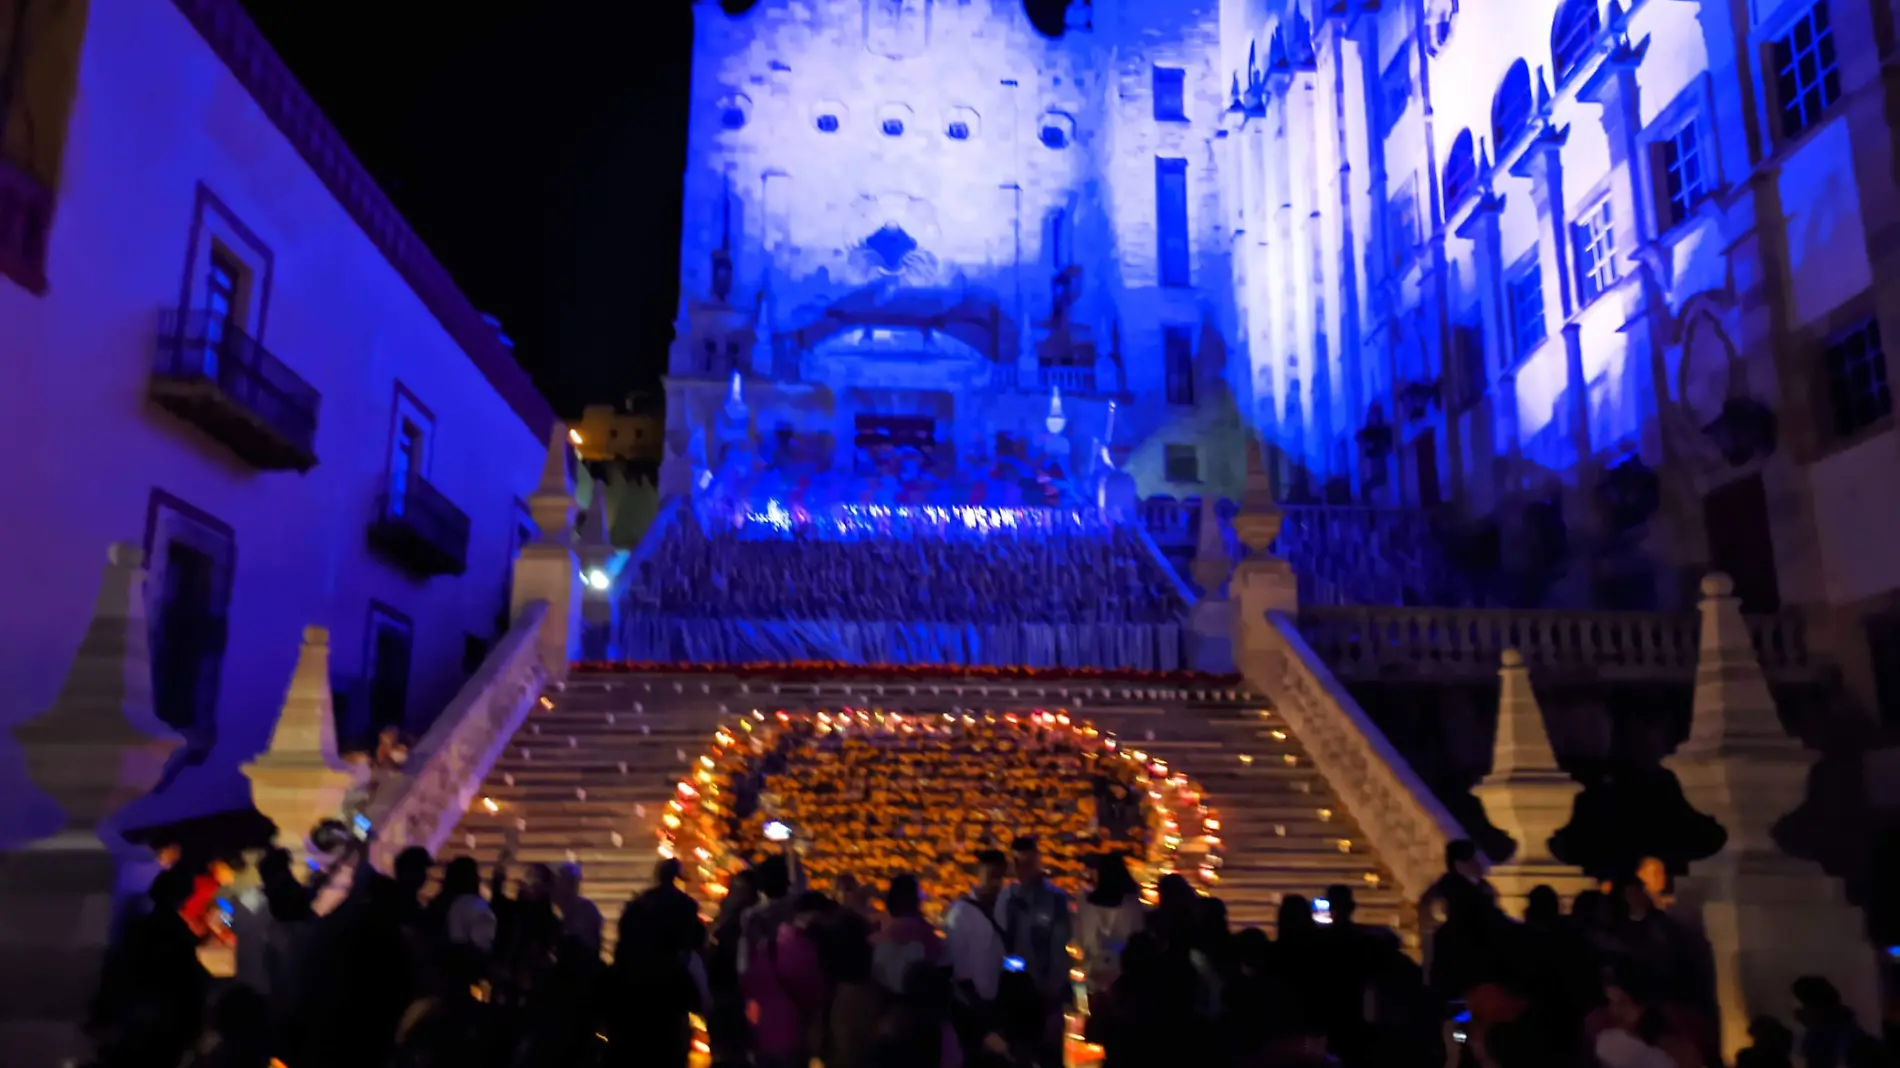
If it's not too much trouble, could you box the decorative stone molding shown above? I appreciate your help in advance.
[243,626,364,867]
[1472,649,1592,914]
[1665,573,1880,1061]
[0,544,184,1068]
[365,601,550,872]
[165,0,555,440]
[1240,612,1465,902]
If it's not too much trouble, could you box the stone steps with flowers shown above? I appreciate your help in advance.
[445,670,1412,945]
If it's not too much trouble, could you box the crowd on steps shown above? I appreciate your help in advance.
[630,514,1185,626]
[82,833,1891,1068]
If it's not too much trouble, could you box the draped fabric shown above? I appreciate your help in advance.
[621,616,1184,672]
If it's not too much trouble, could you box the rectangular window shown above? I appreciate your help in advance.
[1164,325,1195,405]
[1773,1,1839,140]
[201,247,246,377]
[1572,198,1618,305]
[1825,318,1892,439]
[1388,177,1419,272]
[365,604,414,733]
[1380,47,1412,137]
[1165,443,1200,483]
[1508,252,1547,360]
[389,418,423,515]
[1657,121,1710,228]
[146,498,235,740]
[1152,66,1187,121]
[1156,157,1191,287]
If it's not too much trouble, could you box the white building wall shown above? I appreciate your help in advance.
[0,0,552,840]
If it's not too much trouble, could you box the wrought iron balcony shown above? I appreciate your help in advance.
[0,154,53,293]
[151,310,322,471]
[369,473,471,577]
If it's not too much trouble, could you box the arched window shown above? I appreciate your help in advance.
[1551,0,1602,85]
[1443,130,1477,209]
[1492,61,1533,154]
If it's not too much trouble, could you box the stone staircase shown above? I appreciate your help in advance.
[447,669,1410,941]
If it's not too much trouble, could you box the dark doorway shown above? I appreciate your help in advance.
[366,607,415,732]
[1702,474,1780,612]
[1414,429,1441,507]
[152,540,228,734]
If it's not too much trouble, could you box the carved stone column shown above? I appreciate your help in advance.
[513,424,584,684]
[1471,648,1592,915]
[243,625,364,871]
[1232,439,1299,679]
[0,544,184,1067]
[1665,573,1881,1061]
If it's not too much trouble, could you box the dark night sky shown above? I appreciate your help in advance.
[236,1,696,416]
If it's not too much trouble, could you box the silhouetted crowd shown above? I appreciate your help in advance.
[634,514,1186,625]
[84,834,1893,1068]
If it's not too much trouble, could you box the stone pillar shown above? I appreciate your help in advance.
[513,424,584,684]
[0,544,184,1068]
[1231,439,1299,673]
[1471,648,1593,916]
[1190,495,1238,673]
[243,626,363,871]
[1458,171,1512,512]
[1665,573,1881,1061]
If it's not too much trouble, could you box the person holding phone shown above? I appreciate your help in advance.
[994,836,1073,1068]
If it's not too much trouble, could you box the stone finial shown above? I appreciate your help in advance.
[244,626,362,854]
[1472,648,1591,914]
[1232,437,1281,554]
[529,422,577,541]
[13,544,182,838]
[1192,495,1233,594]
[1668,571,1811,859]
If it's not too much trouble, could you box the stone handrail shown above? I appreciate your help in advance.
[364,601,550,871]
[1300,605,1819,682]
[1249,611,1465,900]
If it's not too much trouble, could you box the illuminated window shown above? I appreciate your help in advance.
[1825,318,1891,439]
[1572,198,1618,305]
[1508,252,1546,361]
[1492,60,1533,153]
[1379,47,1412,137]
[1156,158,1191,287]
[1165,326,1195,405]
[1442,130,1477,210]
[1657,120,1710,227]
[1773,1,1839,139]
[1153,66,1187,121]
[1551,0,1602,85]
[1165,444,1201,483]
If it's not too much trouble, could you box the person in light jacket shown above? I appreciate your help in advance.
[1075,853,1144,1003]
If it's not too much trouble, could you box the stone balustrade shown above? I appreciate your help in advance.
[1245,611,1466,901]
[1299,605,1820,683]
[364,601,550,872]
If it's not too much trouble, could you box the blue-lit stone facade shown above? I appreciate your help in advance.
[666,0,1249,506]
[670,0,1900,674]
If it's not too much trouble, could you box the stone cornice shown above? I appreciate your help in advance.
[168,0,556,441]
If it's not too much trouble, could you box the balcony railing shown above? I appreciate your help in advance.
[369,473,472,577]
[151,310,322,471]
[0,155,54,293]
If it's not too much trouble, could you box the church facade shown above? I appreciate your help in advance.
[666,0,1251,506]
